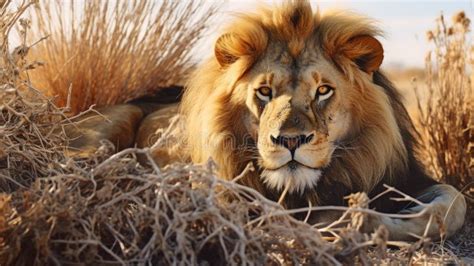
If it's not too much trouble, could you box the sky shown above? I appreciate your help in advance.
[216,0,474,68]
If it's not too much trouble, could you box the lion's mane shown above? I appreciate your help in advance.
[181,1,436,211]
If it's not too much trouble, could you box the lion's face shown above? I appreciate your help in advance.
[183,1,407,197]
[240,47,354,193]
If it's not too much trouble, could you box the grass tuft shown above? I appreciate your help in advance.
[415,11,473,193]
[27,0,217,114]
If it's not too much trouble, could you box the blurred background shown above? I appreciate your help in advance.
[224,1,474,68]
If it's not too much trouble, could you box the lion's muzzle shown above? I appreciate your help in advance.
[256,94,335,193]
[270,133,314,157]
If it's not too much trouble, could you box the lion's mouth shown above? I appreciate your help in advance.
[269,160,321,172]
[287,160,299,170]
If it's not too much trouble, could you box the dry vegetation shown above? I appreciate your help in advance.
[0,1,472,264]
[415,12,473,193]
[27,0,217,114]
[414,13,474,262]
[0,0,68,193]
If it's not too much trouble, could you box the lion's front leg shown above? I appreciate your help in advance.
[135,104,187,167]
[365,184,466,241]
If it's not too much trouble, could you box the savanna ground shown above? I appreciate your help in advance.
[0,1,472,265]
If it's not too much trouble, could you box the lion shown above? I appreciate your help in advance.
[66,1,466,241]
[179,1,466,240]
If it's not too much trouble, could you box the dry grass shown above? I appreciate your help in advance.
[413,11,474,262]
[415,11,473,193]
[0,1,472,264]
[0,146,444,264]
[26,0,217,114]
[0,0,69,193]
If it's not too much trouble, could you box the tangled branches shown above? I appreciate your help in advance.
[0,146,451,265]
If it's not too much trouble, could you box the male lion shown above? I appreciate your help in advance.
[67,1,465,241]
[179,1,466,240]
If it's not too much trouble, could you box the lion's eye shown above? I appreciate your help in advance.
[316,85,334,103]
[256,86,273,102]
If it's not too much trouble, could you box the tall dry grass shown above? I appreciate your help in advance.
[27,0,217,114]
[416,12,473,192]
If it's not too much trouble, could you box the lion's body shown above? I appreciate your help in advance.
[67,1,466,241]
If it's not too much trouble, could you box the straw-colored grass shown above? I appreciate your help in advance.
[413,12,474,261]
[415,12,473,193]
[27,0,217,114]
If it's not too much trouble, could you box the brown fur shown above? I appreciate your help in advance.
[64,105,144,157]
[181,1,466,240]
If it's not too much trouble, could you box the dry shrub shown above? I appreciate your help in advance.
[0,150,345,265]
[27,0,217,114]
[416,12,473,192]
[0,0,69,193]
[0,145,454,265]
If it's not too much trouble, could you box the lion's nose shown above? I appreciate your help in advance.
[270,133,314,155]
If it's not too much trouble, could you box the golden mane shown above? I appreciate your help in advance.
[182,1,411,207]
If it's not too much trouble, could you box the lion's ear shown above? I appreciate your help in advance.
[214,26,268,68]
[341,35,384,73]
[215,33,240,67]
